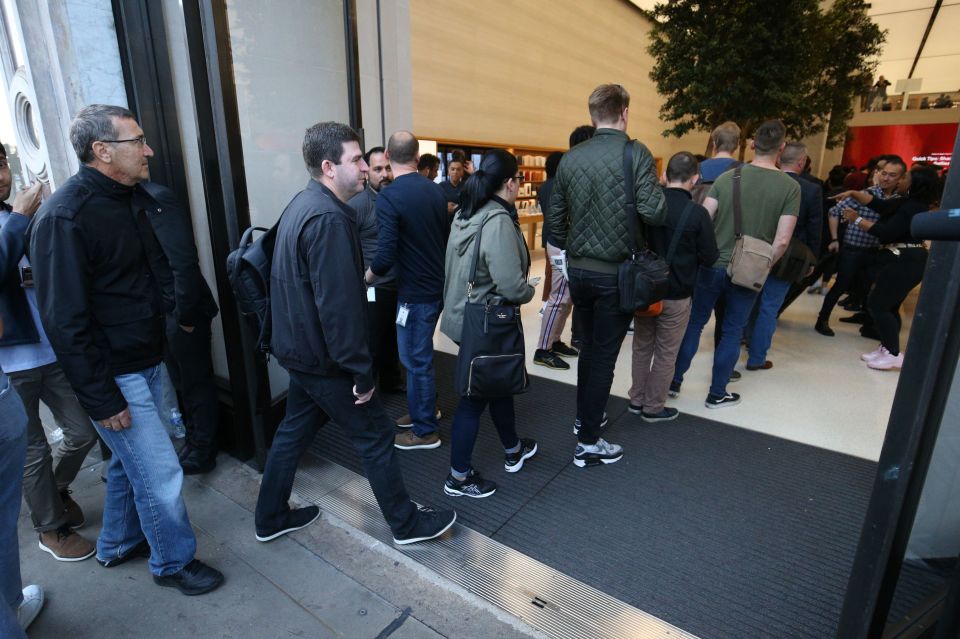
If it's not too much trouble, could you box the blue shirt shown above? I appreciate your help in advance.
[699,157,739,182]
[0,211,57,373]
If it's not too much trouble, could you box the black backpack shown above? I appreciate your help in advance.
[226,223,279,352]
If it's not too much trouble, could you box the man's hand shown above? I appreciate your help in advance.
[464,160,475,175]
[805,265,816,278]
[447,201,457,215]
[364,267,375,284]
[353,385,374,405]
[179,324,195,333]
[99,408,132,431]
[828,240,840,253]
[841,208,858,224]
[12,183,43,218]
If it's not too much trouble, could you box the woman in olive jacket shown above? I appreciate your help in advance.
[439,149,537,499]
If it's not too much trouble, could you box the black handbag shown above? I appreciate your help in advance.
[771,238,817,284]
[455,213,530,398]
[617,140,670,313]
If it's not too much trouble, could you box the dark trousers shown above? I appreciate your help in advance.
[255,370,418,536]
[868,248,927,355]
[450,395,519,474]
[779,252,839,316]
[165,315,219,453]
[818,248,876,323]
[567,268,633,445]
[367,287,403,388]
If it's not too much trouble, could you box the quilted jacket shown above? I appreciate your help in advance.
[548,128,666,274]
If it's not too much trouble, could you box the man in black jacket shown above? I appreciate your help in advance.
[256,121,455,546]
[141,182,220,475]
[27,104,222,595]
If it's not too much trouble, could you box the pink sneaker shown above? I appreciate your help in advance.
[861,345,887,362]
[867,350,904,370]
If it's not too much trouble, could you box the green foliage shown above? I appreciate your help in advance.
[647,0,885,152]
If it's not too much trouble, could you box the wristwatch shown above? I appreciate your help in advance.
[854,216,863,227]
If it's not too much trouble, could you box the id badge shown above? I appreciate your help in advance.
[396,304,409,327]
[366,286,376,302]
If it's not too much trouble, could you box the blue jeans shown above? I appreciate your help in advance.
[673,267,759,398]
[567,268,633,444]
[255,371,418,537]
[0,372,28,629]
[396,301,441,437]
[95,364,196,576]
[450,396,520,475]
[747,275,791,367]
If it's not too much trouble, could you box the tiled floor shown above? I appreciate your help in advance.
[435,254,914,462]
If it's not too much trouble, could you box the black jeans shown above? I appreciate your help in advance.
[449,395,519,475]
[165,315,220,453]
[255,370,418,536]
[818,247,876,322]
[366,286,403,388]
[867,248,927,355]
[567,268,633,445]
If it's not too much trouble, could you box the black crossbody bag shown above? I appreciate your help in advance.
[454,213,530,398]
[617,140,671,313]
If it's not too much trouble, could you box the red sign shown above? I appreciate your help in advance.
[841,123,957,170]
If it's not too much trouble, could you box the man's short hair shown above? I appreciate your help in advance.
[753,120,786,155]
[0,141,7,159]
[418,154,439,171]
[780,142,807,167]
[666,151,699,183]
[387,131,418,165]
[588,84,630,125]
[302,121,361,179]
[711,121,741,153]
[363,146,386,165]
[70,104,137,164]
[569,125,596,148]
[883,154,907,174]
[447,158,464,168]
[545,151,563,179]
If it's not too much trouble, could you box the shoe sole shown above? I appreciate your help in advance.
[641,412,679,423]
[394,439,442,450]
[867,364,902,371]
[38,540,96,562]
[443,484,496,498]
[627,406,643,415]
[573,453,623,468]
[667,391,680,398]
[705,398,741,409]
[728,375,741,383]
[533,359,569,370]
[255,509,321,542]
[153,573,225,596]
[393,512,457,545]
[504,443,538,473]
[552,351,578,359]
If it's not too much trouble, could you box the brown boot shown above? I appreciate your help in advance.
[394,430,440,450]
[60,489,85,529]
[38,525,96,562]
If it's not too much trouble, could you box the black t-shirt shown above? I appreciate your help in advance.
[648,187,720,299]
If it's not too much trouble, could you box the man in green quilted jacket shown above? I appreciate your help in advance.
[547,83,666,468]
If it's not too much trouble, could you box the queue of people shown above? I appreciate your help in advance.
[0,82,939,635]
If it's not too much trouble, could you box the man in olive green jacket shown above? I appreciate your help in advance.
[548,83,666,469]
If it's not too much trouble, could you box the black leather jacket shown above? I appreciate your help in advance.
[27,166,174,420]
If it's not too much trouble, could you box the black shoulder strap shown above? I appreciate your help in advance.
[732,165,744,238]
[467,211,511,296]
[623,140,642,254]
[664,200,695,266]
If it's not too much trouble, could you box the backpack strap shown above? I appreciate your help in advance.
[664,200,695,266]
[622,139,643,254]
[732,166,744,238]
[466,211,511,298]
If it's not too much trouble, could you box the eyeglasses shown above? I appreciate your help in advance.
[100,136,147,146]
[513,174,524,183]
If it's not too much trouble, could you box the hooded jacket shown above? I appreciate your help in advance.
[440,198,535,343]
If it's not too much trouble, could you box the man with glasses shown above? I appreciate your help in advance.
[815,155,906,336]
[27,104,223,595]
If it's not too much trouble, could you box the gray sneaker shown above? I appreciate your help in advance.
[573,438,623,468]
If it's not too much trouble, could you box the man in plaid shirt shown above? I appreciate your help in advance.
[815,155,907,336]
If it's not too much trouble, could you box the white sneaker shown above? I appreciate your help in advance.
[18,584,44,631]
[867,350,904,370]
[861,345,887,362]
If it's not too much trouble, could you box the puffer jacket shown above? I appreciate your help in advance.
[440,198,535,343]
[548,128,666,274]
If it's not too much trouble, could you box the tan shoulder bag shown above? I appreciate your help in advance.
[726,166,774,291]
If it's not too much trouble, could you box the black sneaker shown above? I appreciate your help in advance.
[443,470,497,498]
[573,438,623,467]
[393,506,457,545]
[255,506,321,542]
[504,438,538,473]
[627,403,643,415]
[153,559,224,596]
[550,341,579,358]
[815,320,835,337]
[668,381,681,398]
[729,370,742,383]
[97,539,151,568]
[533,349,569,370]
[641,407,679,423]
[573,412,608,435]
[705,392,741,409]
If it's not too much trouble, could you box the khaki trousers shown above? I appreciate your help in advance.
[629,297,692,413]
